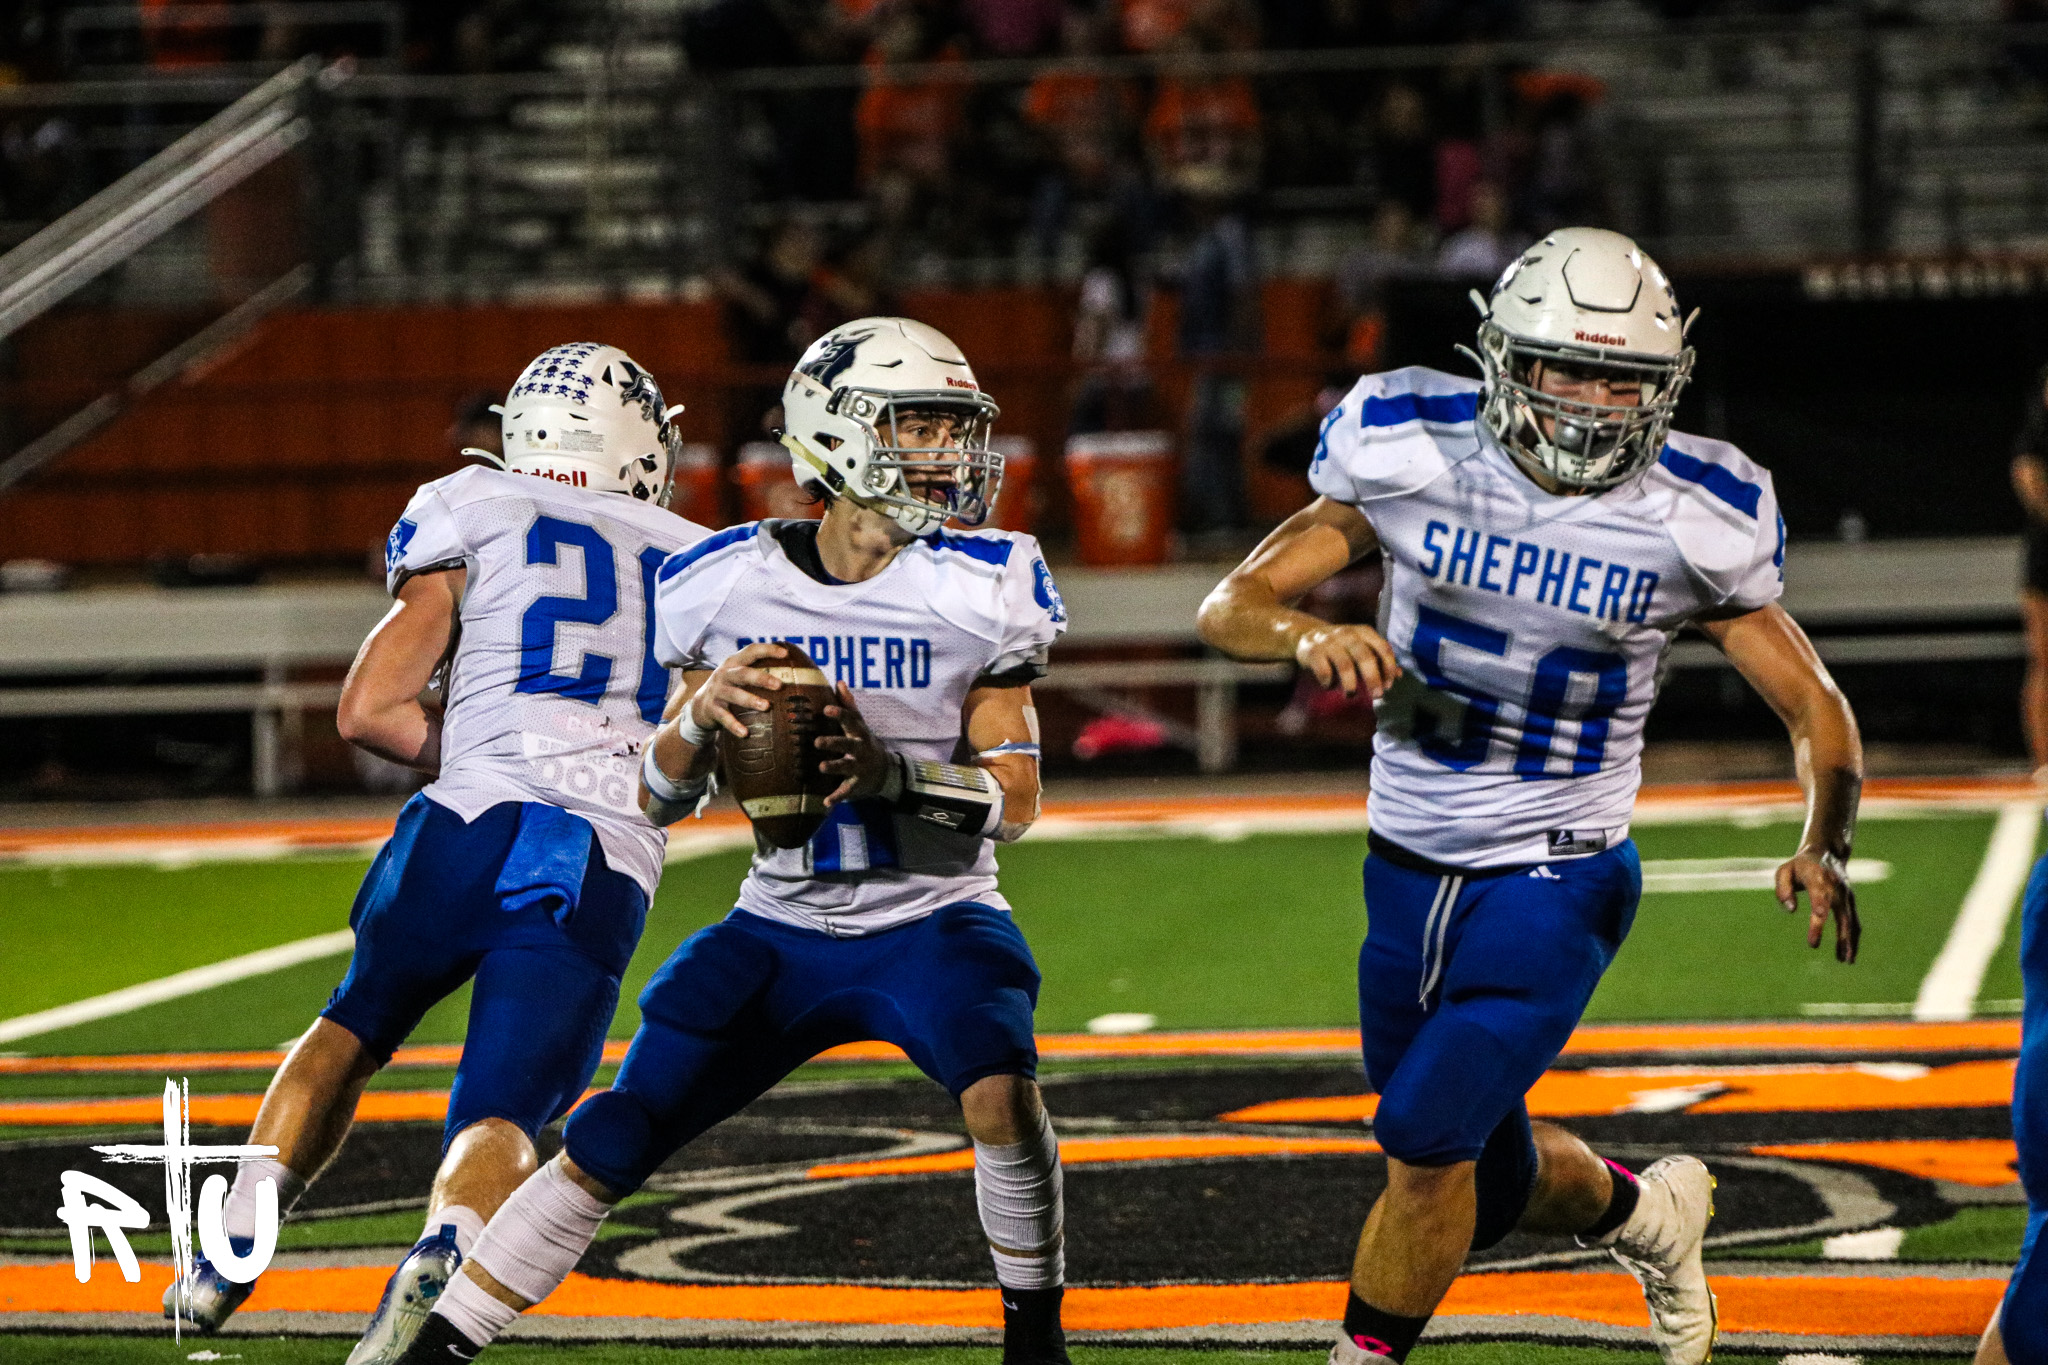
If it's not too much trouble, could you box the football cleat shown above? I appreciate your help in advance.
[346,1224,465,1365]
[386,1310,485,1363]
[1594,1154,1718,1365]
[161,1249,257,1334]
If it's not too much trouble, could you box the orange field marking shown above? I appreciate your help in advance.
[807,1134,1381,1179]
[0,773,2028,864]
[1752,1138,2022,1187]
[0,1018,2020,1078]
[0,1261,2004,1337]
[1224,1058,2019,1124]
[0,1090,451,1128]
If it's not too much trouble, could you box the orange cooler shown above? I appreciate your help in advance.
[1064,431,1174,565]
[669,443,724,527]
[734,441,821,522]
[986,435,1036,533]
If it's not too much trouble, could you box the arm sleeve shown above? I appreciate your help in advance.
[984,537,1068,680]
[1722,469,1786,613]
[383,485,469,595]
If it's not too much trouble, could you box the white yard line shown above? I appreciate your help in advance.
[0,929,355,1045]
[1913,800,2043,1022]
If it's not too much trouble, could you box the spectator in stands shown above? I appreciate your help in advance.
[1435,179,1522,278]
[1513,71,1609,235]
[447,392,502,462]
[1069,218,1157,434]
[1367,82,1435,225]
[685,0,863,198]
[1174,188,1258,540]
[855,1,967,198]
[1329,198,1427,370]
[2011,364,2048,782]
[716,216,839,364]
[962,0,1064,55]
[1023,6,1146,258]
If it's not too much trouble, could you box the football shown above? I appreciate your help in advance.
[719,642,843,849]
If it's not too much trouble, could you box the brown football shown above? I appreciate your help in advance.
[718,642,843,849]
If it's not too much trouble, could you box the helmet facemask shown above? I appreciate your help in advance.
[1471,319,1694,492]
[796,388,1003,535]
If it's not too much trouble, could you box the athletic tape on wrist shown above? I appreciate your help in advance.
[674,708,715,748]
[640,743,699,804]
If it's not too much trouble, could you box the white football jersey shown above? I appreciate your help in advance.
[652,520,1068,936]
[384,466,709,898]
[1311,366,1784,868]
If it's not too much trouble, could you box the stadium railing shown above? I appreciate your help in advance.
[0,539,2018,792]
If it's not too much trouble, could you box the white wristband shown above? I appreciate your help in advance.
[641,742,693,804]
[675,707,715,748]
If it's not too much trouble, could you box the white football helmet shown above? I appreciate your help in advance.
[466,342,684,505]
[779,317,1002,535]
[1463,227,1695,491]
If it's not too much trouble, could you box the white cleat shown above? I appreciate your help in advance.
[1593,1154,1718,1365]
[346,1225,465,1365]
[162,1253,256,1334]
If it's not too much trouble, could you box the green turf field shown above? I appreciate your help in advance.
[0,808,2024,1061]
[0,808,2026,1362]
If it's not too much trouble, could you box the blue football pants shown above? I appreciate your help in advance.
[564,901,1041,1197]
[322,794,647,1151]
[2004,853,2048,1363]
[1358,839,1641,1249]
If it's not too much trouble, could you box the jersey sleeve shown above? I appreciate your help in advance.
[1724,469,1786,612]
[985,535,1068,681]
[1307,368,1471,508]
[383,482,469,595]
[1654,435,1785,614]
[650,526,759,670]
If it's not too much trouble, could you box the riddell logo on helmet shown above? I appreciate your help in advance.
[516,466,589,487]
[944,377,978,389]
[1574,330,1627,346]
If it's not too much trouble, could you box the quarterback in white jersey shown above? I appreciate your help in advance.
[405,319,1077,1365]
[165,345,706,1365]
[1201,230,1863,1365]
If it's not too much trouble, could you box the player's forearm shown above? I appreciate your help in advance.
[1789,694,1862,862]
[1197,576,1326,662]
[978,751,1041,842]
[637,712,719,824]
[338,697,441,772]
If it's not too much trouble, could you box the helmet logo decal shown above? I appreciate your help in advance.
[799,330,876,389]
[944,376,978,389]
[1573,330,1627,346]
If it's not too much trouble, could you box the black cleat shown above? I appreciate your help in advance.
[384,1311,485,1363]
[1000,1285,1071,1365]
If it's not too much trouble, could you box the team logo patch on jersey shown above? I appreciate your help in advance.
[1031,558,1067,623]
[1546,829,1609,857]
[384,518,418,576]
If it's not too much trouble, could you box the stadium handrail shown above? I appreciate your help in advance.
[0,539,2020,789]
[0,57,328,342]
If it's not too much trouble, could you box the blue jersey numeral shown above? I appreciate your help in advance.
[1410,604,1507,771]
[1408,605,1628,779]
[515,516,665,719]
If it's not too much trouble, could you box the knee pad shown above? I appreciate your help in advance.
[562,1089,662,1197]
[1469,1109,1538,1252]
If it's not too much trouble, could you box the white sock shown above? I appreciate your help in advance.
[223,1158,305,1242]
[424,1204,487,1258]
[433,1269,521,1347]
[468,1161,612,1306]
[974,1106,1065,1289]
